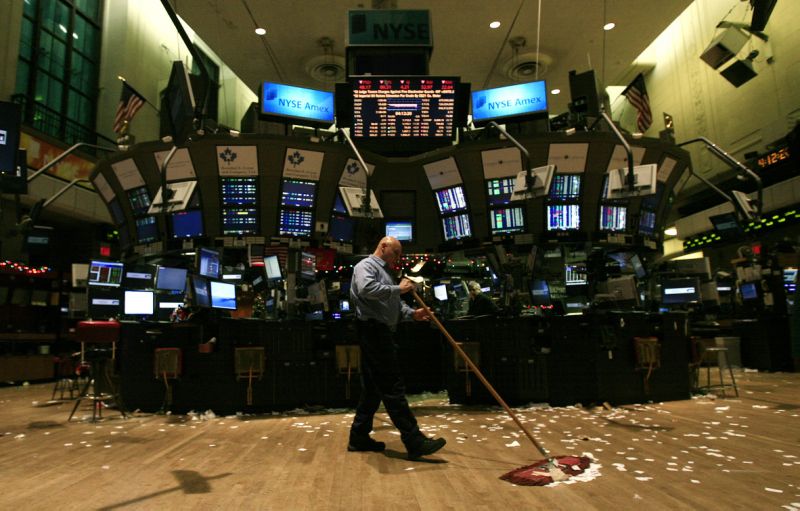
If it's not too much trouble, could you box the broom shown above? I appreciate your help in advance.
[411,289,593,486]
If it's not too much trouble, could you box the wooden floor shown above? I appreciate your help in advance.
[1,371,799,510]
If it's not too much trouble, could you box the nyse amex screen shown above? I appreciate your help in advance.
[352,77,457,139]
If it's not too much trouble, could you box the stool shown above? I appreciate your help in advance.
[234,347,265,406]
[68,321,126,422]
[335,345,361,400]
[154,348,182,412]
[696,340,739,398]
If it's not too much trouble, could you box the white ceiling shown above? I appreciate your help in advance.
[175,0,692,114]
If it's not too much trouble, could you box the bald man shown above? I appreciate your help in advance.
[347,236,446,460]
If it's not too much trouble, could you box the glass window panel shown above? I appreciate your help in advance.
[73,15,99,57]
[20,18,34,60]
[23,0,38,19]
[69,52,94,92]
[67,89,92,126]
[14,61,30,95]
[36,72,63,111]
[75,0,100,23]
[41,0,71,41]
[38,32,66,77]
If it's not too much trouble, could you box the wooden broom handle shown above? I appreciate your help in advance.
[412,290,549,458]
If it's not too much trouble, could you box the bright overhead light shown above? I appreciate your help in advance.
[664,227,678,236]
[489,21,501,29]
[58,24,67,33]
[550,88,561,95]
[603,22,616,31]
[255,27,266,36]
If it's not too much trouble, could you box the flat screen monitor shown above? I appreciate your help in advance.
[709,212,742,236]
[210,281,237,310]
[565,265,587,286]
[385,220,413,242]
[279,208,313,237]
[328,215,355,242]
[124,290,154,316]
[88,261,124,287]
[264,255,283,281]
[529,279,551,306]
[155,266,188,292]
[127,186,151,216]
[198,247,221,279]
[549,174,582,200]
[546,204,580,231]
[332,192,348,215]
[603,275,639,304]
[351,76,459,140]
[170,209,204,238]
[489,207,525,234]
[109,199,125,224]
[164,60,196,146]
[221,177,257,205]
[471,80,547,124]
[740,281,758,301]
[259,81,334,126]
[434,186,467,213]
[339,299,350,312]
[87,288,121,319]
[452,281,468,299]
[123,264,155,289]
[433,284,448,301]
[191,275,211,307]
[442,213,472,241]
[135,216,159,243]
[639,209,656,236]
[661,277,700,305]
[156,296,184,321]
[300,252,316,280]
[486,177,515,206]
[222,207,257,235]
[784,267,797,295]
[280,179,316,208]
[600,205,627,232]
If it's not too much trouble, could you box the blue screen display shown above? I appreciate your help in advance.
[260,82,334,124]
[329,215,354,242]
[599,206,627,232]
[386,221,413,241]
[170,210,204,238]
[471,80,547,123]
[210,281,237,310]
[281,179,316,208]
[222,208,257,235]
[221,177,257,205]
[135,216,159,243]
[198,247,220,280]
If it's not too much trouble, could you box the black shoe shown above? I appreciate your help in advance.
[407,437,446,460]
[347,435,386,452]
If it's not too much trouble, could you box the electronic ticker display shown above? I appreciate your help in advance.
[352,77,458,139]
[221,177,257,205]
[222,208,258,235]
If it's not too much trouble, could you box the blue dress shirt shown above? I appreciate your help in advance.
[350,255,415,328]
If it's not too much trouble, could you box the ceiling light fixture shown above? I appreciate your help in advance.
[603,22,615,31]
[664,227,678,237]
[489,21,501,29]
[550,88,560,95]
[255,27,266,36]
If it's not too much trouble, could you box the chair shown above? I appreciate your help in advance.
[68,320,126,422]
[693,338,739,398]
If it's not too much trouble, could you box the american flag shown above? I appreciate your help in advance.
[113,82,146,133]
[622,73,652,133]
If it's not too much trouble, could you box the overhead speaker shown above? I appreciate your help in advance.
[720,59,757,87]
[700,27,749,69]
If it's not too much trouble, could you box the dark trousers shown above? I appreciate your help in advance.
[350,320,423,447]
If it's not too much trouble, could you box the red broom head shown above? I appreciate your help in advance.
[500,455,593,486]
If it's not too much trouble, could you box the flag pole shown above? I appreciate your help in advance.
[117,76,160,113]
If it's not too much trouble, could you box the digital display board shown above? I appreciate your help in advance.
[170,210,204,238]
[599,205,627,232]
[222,207,258,235]
[386,221,413,242]
[280,179,316,208]
[352,77,458,139]
[490,207,525,234]
[127,186,151,216]
[260,81,334,125]
[135,216,159,243]
[546,205,580,231]
[471,80,547,124]
[434,185,467,213]
[88,261,124,287]
[550,174,582,200]
[486,178,515,206]
[279,209,313,237]
[442,213,471,241]
[221,177,257,205]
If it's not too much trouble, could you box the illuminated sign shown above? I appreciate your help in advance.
[348,10,431,46]
[260,82,334,125]
[471,81,548,123]
[756,146,790,170]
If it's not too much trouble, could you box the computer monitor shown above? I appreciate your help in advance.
[433,284,448,301]
[332,192,348,215]
[170,209,204,238]
[87,288,122,319]
[529,279,551,306]
[339,299,350,312]
[489,207,525,234]
[740,281,758,301]
[599,205,627,232]
[328,215,355,243]
[221,207,258,235]
[124,290,155,317]
[210,281,237,310]
[639,209,656,236]
[220,177,257,205]
[442,214,471,241]
[127,186,151,216]
[565,265,587,286]
[155,266,188,292]
[546,204,580,231]
[549,174,582,200]
[784,267,797,295]
[709,212,742,236]
[385,220,413,242]
[164,60,196,146]
[486,177,515,206]
[135,216,159,243]
[264,255,283,281]
[300,252,316,280]
[661,277,700,305]
[279,208,313,237]
[197,247,221,279]
[122,264,155,289]
[156,296,184,321]
[191,275,211,307]
[434,186,467,214]
[88,261,124,287]
[280,179,316,208]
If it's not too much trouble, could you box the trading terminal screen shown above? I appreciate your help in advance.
[442,213,471,241]
[221,177,257,205]
[351,77,458,139]
[489,207,525,234]
[435,186,467,213]
[599,205,627,232]
[549,174,582,200]
[279,209,313,237]
[486,178,515,206]
[546,205,580,231]
[222,207,258,235]
[280,179,316,208]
